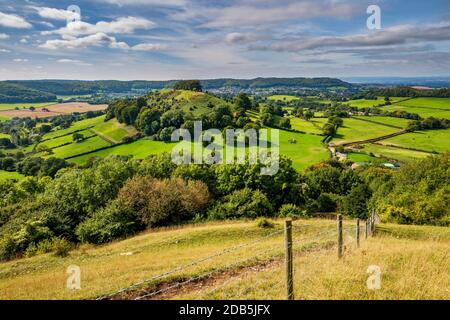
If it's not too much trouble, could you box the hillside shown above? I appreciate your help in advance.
[1,77,353,102]
[0,82,56,103]
[0,219,448,300]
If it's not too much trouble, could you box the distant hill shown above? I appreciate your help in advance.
[1,77,353,102]
[0,82,57,103]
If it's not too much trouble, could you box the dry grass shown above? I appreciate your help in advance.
[0,220,448,300]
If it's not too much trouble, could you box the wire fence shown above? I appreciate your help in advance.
[97,215,376,300]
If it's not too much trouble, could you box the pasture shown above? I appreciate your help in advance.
[333,118,403,144]
[0,220,447,300]
[0,102,108,119]
[379,129,450,154]
[383,97,450,119]
[0,170,24,181]
[45,136,112,159]
[360,144,432,162]
[346,97,407,109]
[267,95,300,102]
[0,102,56,111]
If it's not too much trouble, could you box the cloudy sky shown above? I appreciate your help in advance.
[0,0,449,80]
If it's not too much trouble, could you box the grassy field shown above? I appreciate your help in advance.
[0,170,24,181]
[267,95,300,102]
[360,144,432,162]
[0,102,56,111]
[43,116,106,140]
[383,97,450,119]
[0,115,10,122]
[346,97,407,109]
[379,129,450,154]
[91,119,138,144]
[351,116,411,129]
[333,118,402,144]
[69,139,177,164]
[47,136,112,159]
[0,133,10,139]
[347,152,378,163]
[0,220,448,300]
[290,117,323,135]
[39,129,96,149]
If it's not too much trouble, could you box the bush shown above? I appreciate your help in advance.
[278,204,306,219]
[52,238,72,257]
[255,218,275,228]
[208,188,274,220]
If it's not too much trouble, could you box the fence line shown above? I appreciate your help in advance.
[97,217,375,300]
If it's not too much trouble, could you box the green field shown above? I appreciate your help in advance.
[39,129,96,149]
[0,115,10,122]
[379,129,450,154]
[333,118,402,144]
[290,117,323,134]
[267,95,300,102]
[347,152,378,162]
[69,139,178,164]
[351,116,410,129]
[0,102,56,111]
[42,116,106,140]
[0,133,10,139]
[360,144,432,162]
[383,97,450,119]
[347,97,407,109]
[47,136,112,159]
[0,170,24,181]
[91,119,137,143]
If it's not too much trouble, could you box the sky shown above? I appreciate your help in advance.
[0,0,450,80]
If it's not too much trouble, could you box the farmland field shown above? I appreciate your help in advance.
[0,102,108,119]
[0,102,56,111]
[91,119,138,143]
[333,118,403,144]
[290,117,323,135]
[351,116,410,129]
[38,129,96,149]
[47,136,112,159]
[378,129,450,154]
[360,144,432,162]
[382,97,450,119]
[42,116,106,140]
[347,152,378,162]
[346,97,407,108]
[267,95,300,102]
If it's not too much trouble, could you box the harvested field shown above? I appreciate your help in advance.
[0,102,108,119]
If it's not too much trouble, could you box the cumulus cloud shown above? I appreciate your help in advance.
[33,7,80,21]
[249,24,450,52]
[13,58,28,62]
[225,33,247,44]
[0,33,10,40]
[42,16,155,37]
[0,12,32,29]
[39,33,120,50]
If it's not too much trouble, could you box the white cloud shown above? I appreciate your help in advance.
[34,7,80,21]
[0,33,10,40]
[0,12,32,29]
[40,21,55,28]
[20,38,28,43]
[0,49,11,53]
[131,43,167,51]
[39,32,119,50]
[13,58,28,62]
[42,16,155,37]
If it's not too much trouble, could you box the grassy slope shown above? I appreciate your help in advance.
[351,116,410,129]
[361,144,432,162]
[267,95,300,102]
[346,97,406,109]
[43,116,106,140]
[383,97,450,119]
[91,119,138,144]
[48,136,111,159]
[334,118,402,144]
[379,129,450,154]
[290,117,323,135]
[0,220,448,300]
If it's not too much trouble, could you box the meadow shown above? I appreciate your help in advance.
[360,144,432,162]
[0,102,56,111]
[346,97,407,109]
[382,97,450,119]
[0,220,447,300]
[351,116,410,129]
[333,118,403,144]
[44,136,112,159]
[267,95,300,102]
[379,129,450,154]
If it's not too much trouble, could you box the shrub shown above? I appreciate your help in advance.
[278,204,306,219]
[208,188,274,220]
[256,218,275,228]
[52,238,72,257]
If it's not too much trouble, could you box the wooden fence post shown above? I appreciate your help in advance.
[285,220,294,300]
[337,214,343,259]
[356,218,360,248]
[365,220,368,239]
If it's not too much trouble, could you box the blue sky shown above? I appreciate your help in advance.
[0,0,449,80]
